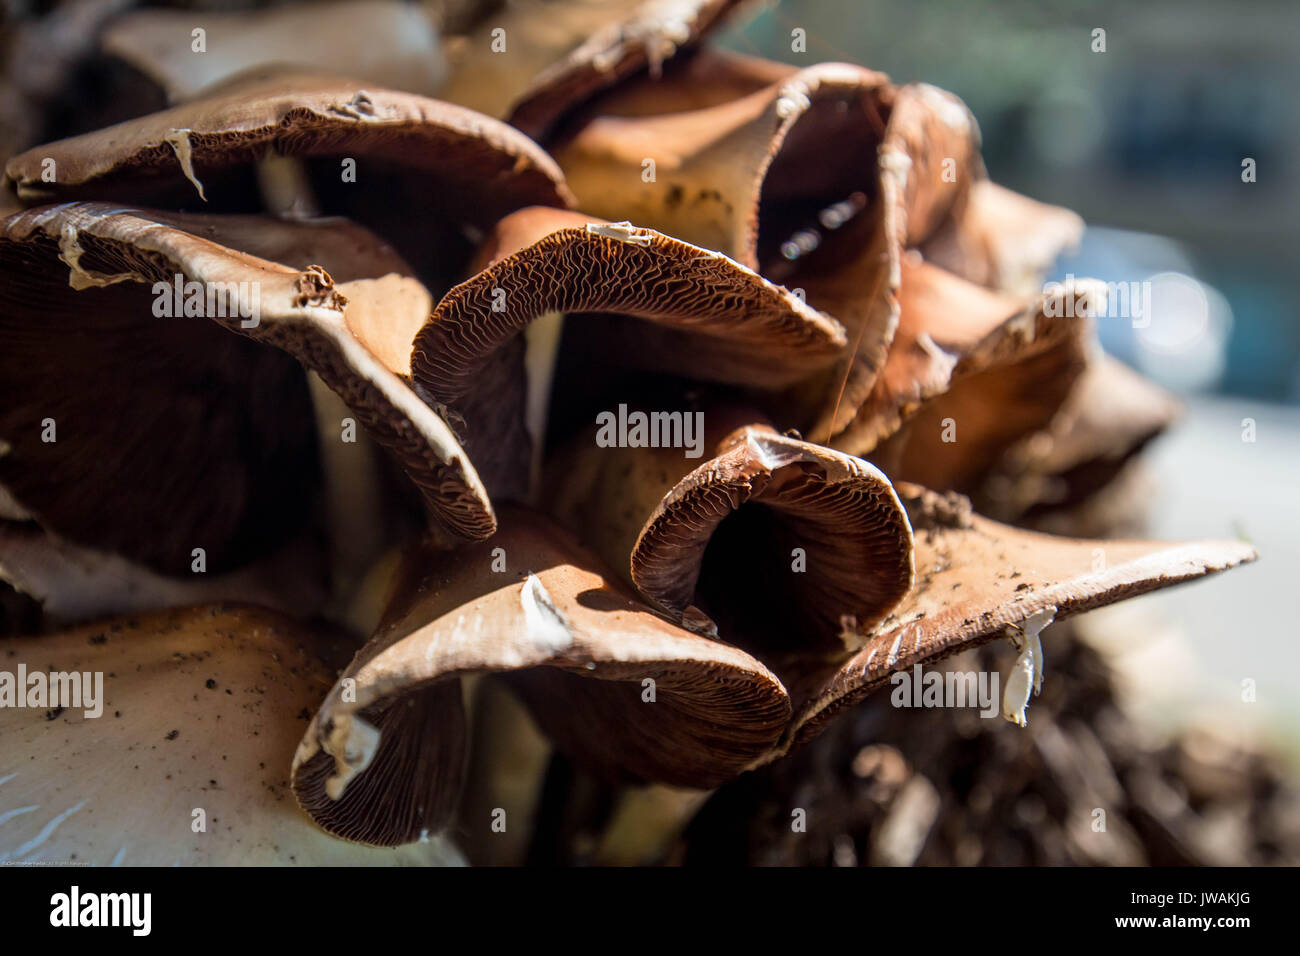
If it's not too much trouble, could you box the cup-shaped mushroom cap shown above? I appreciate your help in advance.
[102,0,449,104]
[3,72,569,212]
[781,484,1258,750]
[0,203,494,560]
[410,207,845,497]
[872,275,1104,494]
[549,414,914,657]
[547,51,1082,451]
[505,0,756,140]
[551,58,893,273]
[922,180,1084,297]
[545,54,905,445]
[979,353,1182,524]
[292,506,790,845]
[819,259,1096,457]
[0,605,461,865]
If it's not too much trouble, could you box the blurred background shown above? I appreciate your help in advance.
[1,0,1295,864]
[718,0,1300,758]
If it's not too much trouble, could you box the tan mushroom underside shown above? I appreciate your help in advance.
[548,51,1083,452]
[0,605,461,865]
[0,203,494,544]
[779,484,1258,751]
[293,506,790,846]
[410,208,845,497]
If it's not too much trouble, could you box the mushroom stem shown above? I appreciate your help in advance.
[522,310,566,499]
[255,153,321,218]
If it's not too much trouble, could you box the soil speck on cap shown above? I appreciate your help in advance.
[165,729,179,740]
[205,679,217,689]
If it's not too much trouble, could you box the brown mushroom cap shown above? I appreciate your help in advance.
[880,82,984,249]
[550,57,892,273]
[506,0,755,140]
[0,605,460,864]
[102,1,450,105]
[780,483,1258,750]
[3,72,569,212]
[548,409,914,657]
[871,275,1103,494]
[292,505,790,845]
[0,207,316,574]
[548,52,1085,453]
[0,203,493,565]
[410,206,845,496]
[3,71,573,291]
[922,179,1084,297]
[819,259,1097,457]
[978,353,1183,525]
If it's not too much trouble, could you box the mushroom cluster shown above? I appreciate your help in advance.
[0,0,1255,863]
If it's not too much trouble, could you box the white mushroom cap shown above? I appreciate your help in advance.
[0,605,462,865]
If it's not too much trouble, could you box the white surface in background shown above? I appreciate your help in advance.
[1076,396,1300,753]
